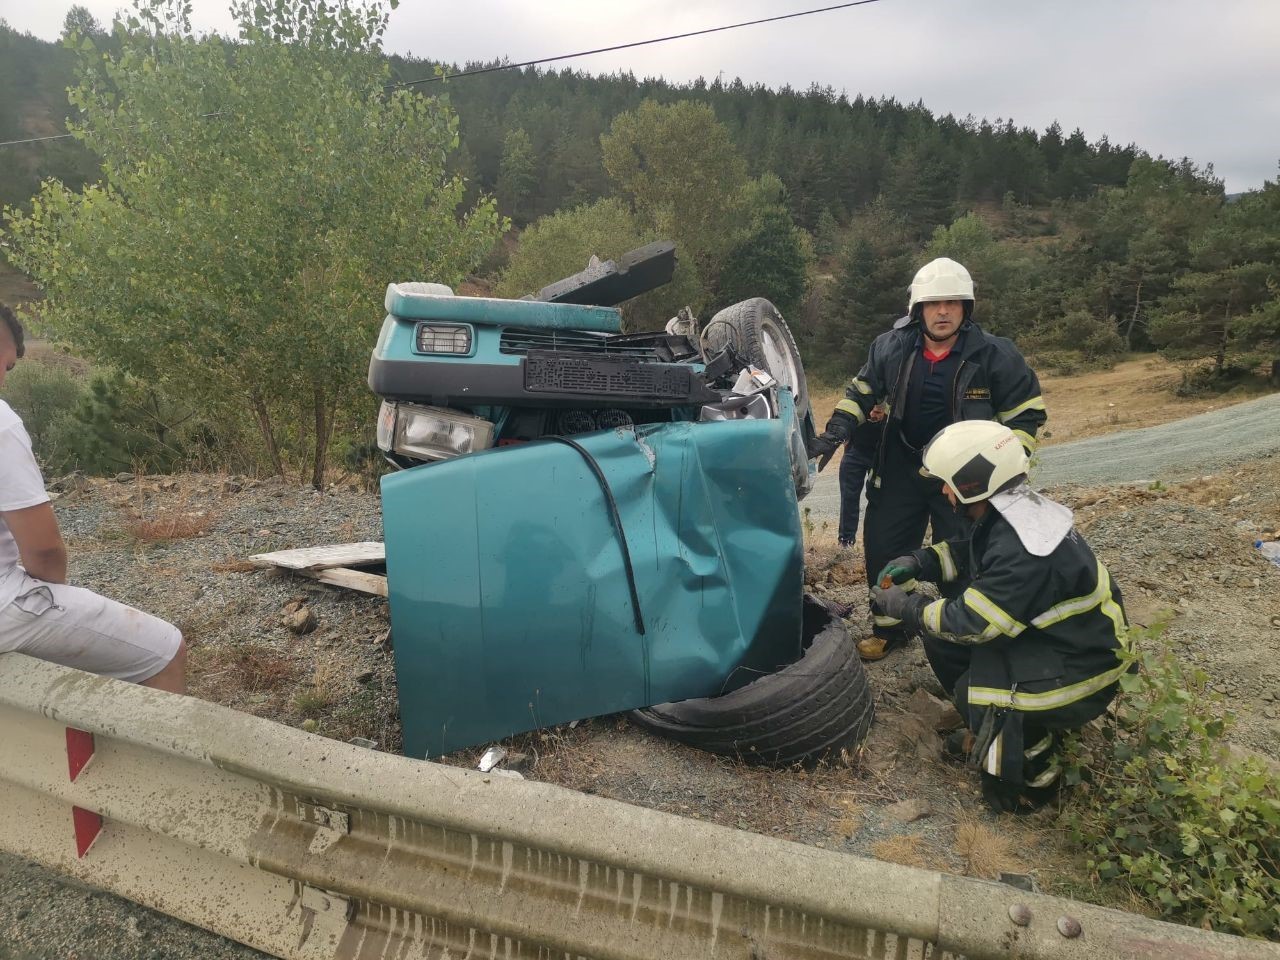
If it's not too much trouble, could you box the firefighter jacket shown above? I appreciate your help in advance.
[909,508,1132,784]
[827,317,1046,484]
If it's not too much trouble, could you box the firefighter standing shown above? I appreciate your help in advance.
[870,420,1132,813]
[809,258,1047,659]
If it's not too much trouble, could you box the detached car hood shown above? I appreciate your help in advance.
[383,395,806,758]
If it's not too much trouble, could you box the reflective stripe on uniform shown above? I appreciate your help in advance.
[850,377,873,395]
[874,613,902,628]
[922,599,945,634]
[835,398,866,424]
[985,734,1001,776]
[1031,560,1129,649]
[968,659,1130,712]
[997,395,1046,423]
[931,542,957,581]
[1027,761,1062,789]
[1012,429,1037,455]
[963,587,1026,638]
[1024,734,1054,761]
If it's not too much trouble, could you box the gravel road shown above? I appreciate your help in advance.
[801,391,1280,527]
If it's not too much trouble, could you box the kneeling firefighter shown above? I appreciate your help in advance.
[870,421,1134,812]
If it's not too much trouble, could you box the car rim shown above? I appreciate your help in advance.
[760,318,802,398]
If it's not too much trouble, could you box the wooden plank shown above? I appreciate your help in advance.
[296,566,388,598]
[249,542,385,572]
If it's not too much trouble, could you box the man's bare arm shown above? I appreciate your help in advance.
[3,503,67,584]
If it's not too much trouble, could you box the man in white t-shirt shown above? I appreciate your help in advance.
[0,304,185,692]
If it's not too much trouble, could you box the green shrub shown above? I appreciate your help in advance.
[2,355,86,474]
[1063,623,1280,939]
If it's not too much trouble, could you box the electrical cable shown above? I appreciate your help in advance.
[542,435,646,636]
[0,1,889,149]
[393,0,887,87]
[0,111,228,150]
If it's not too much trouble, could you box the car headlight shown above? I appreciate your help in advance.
[377,401,494,461]
[415,322,472,355]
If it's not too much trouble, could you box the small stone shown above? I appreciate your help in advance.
[885,798,931,823]
[1056,916,1082,939]
[222,478,243,493]
[283,606,317,634]
[1265,707,1279,720]
[353,668,374,683]
[115,472,134,483]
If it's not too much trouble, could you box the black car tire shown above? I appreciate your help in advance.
[704,297,811,417]
[629,596,875,766]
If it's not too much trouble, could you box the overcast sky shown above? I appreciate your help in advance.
[3,0,1277,192]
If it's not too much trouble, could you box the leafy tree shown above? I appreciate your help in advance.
[813,208,840,260]
[496,127,537,224]
[1148,172,1278,378]
[60,5,105,41]
[713,174,811,320]
[806,201,916,381]
[3,0,502,488]
[601,99,748,290]
[924,212,1033,338]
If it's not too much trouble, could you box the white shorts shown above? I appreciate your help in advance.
[0,572,182,684]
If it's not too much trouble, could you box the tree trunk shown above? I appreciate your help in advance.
[1215,302,1232,375]
[310,385,336,491]
[252,392,285,476]
[1124,277,1143,349]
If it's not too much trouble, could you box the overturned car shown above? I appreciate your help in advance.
[369,243,872,763]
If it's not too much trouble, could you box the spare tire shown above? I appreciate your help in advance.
[629,596,874,766]
[704,297,811,418]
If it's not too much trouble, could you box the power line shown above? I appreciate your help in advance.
[393,0,888,87]
[0,111,227,151]
[0,132,79,147]
[0,0,889,148]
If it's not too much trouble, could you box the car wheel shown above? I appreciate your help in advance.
[704,297,811,418]
[629,595,875,766]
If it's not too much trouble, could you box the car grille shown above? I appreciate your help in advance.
[525,352,693,400]
[499,328,659,359]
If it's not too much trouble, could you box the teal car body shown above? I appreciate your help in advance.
[370,251,816,758]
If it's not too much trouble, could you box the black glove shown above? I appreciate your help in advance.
[875,554,922,588]
[806,431,842,470]
[869,585,927,633]
[808,410,858,471]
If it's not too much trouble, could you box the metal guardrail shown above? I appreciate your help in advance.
[0,653,1275,960]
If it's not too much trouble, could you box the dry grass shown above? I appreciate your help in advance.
[195,643,299,695]
[870,833,931,869]
[953,816,1027,879]
[833,798,862,839]
[120,507,215,543]
[210,558,260,574]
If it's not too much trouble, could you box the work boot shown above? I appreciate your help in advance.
[943,728,975,762]
[856,632,909,661]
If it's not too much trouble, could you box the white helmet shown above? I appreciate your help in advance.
[907,257,975,313]
[922,420,1028,504]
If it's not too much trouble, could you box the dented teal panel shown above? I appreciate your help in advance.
[382,396,805,758]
